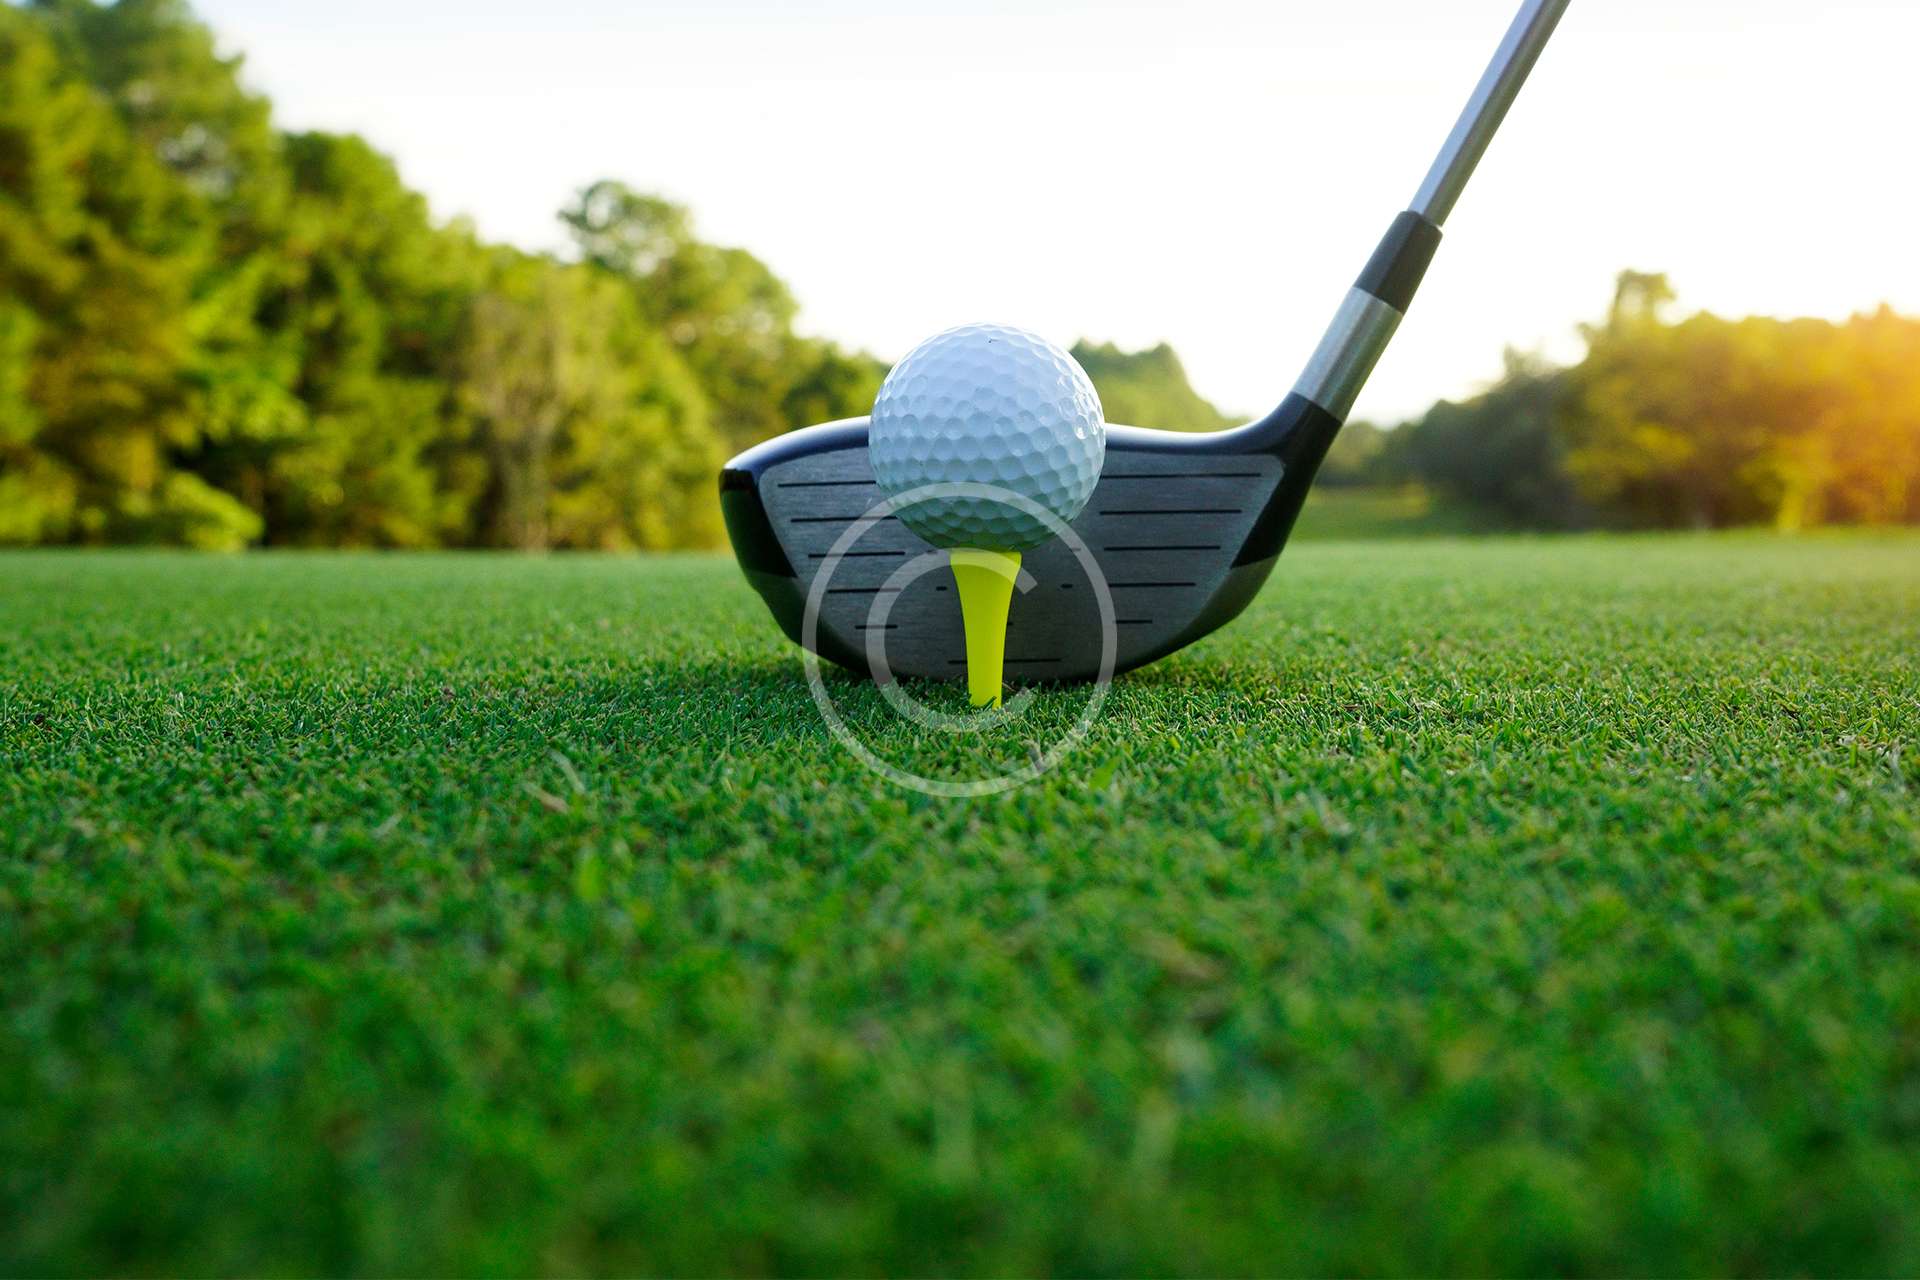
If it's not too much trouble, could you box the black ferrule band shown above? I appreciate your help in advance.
[1354,211,1443,314]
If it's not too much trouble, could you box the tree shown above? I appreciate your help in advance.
[0,4,258,547]
[1565,274,1843,529]
[1826,307,1920,524]
[34,0,303,532]
[1392,350,1582,527]
[1069,340,1234,432]
[30,0,283,220]
[455,255,603,549]
[452,251,719,550]
[1603,270,1676,330]
[10,0,1911,549]
[561,180,878,451]
[547,326,720,550]
[1396,271,1920,532]
[216,132,480,547]
[1318,419,1390,487]
[778,339,885,433]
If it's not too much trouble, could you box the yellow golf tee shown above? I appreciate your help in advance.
[948,548,1021,707]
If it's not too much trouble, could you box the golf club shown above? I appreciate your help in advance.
[721,0,1571,683]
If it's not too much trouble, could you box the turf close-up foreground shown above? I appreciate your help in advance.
[3,531,1919,1274]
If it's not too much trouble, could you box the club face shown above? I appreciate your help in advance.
[720,394,1338,683]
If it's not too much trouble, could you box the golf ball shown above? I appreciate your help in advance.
[869,323,1105,551]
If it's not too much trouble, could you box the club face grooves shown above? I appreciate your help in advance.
[718,395,1341,684]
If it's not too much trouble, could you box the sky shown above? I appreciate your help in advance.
[194,0,1920,425]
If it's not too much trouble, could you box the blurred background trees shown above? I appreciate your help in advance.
[1361,271,1920,530]
[2,0,1916,547]
[1070,341,1232,434]
[0,0,860,549]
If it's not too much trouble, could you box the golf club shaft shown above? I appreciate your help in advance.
[1291,0,1571,421]
[1413,0,1572,227]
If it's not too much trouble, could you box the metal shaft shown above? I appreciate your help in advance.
[1288,0,1570,422]
[1410,0,1572,227]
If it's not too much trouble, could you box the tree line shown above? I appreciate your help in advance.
[0,0,1234,551]
[1325,272,1920,529]
[6,1,1914,548]
[0,0,895,549]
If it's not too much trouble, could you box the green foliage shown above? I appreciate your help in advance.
[1317,418,1388,486]
[196,131,477,547]
[10,0,1910,546]
[562,180,882,455]
[454,248,720,550]
[1070,340,1234,432]
[0,2,235,544]
[1392,350,1587,528]
[1290,482,1491,539]
[1564,278,1920,529]
[779,337,886,432]
[32,0,284,218]
[1386,272,1920,530]
[3,541,1918,1272]
[0,2,881,549]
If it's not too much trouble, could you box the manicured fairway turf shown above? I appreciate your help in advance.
[3,532,1919,1275]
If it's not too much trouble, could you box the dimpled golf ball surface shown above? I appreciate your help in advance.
[870,323,1105,551]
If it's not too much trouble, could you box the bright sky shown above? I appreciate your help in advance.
[196,0,1919,425]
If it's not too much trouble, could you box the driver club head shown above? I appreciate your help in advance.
[720,393,1341,683]
[720,0,1570,686]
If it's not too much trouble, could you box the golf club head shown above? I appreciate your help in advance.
[719,394,1340,684]
[720,0,1569,684]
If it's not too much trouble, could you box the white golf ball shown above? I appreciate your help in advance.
[869,323,1105,552]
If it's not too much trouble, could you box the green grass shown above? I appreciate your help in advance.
[3,535,1918,1276]
[1292,483,1493,539]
